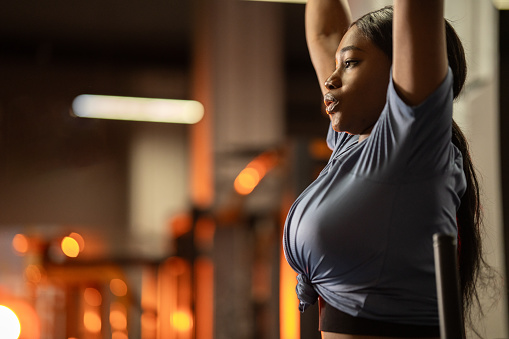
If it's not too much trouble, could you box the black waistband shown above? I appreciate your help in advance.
[318,298,440,337]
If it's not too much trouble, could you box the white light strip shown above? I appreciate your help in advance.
[494,0,509,9]
[72,95,205,124]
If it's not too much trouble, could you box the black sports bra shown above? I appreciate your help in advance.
[319,298,440,337]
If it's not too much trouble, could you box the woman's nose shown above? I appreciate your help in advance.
[324,73,340,90]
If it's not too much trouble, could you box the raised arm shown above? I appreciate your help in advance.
[392,0,448,106]
[305,0,352,96]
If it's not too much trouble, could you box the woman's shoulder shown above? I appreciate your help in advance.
[386,67,454,120]
[351,68,455,179]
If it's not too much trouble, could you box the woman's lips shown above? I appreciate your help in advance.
[324,93,339,114]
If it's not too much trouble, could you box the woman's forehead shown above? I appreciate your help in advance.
[339,26,366,49]
[336,26,371,57]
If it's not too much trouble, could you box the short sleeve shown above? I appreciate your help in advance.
[354,67,455,179]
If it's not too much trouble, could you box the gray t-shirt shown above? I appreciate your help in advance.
[283,68,466,326]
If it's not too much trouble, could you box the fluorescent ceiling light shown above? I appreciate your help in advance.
[72,95,204,124]
[494,0,509,9]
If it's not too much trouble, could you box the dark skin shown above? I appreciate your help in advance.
[323,26,391,142]
[307,0,448,143]
[305,0,448,338]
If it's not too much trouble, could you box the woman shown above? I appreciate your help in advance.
[283,0,485,337]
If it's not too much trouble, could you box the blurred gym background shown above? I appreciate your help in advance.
[0,0,507,338]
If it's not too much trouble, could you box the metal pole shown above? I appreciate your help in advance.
[433,233,465,339]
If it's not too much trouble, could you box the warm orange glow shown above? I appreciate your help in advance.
[280,255,299,339]
[84,288,102,307]
[194,217,215,250]
[309,138,333,159]
[0,305,21,339]
[195,257,214,339]
[110,311,127,330]
[141,311,157,333]
[171,310,193,332]
[69,232,85,252]
[141,268,158,339]
[191,19,214,209]
[83,311,101,333]
[158,257,192,338]
[170,213,193,238]
[61,236,80,258]
[141,268,158,312]
[24,265,43,284]
[233,150,279,195]
[110,279,128,297]
[280,192,300,339]
[234,168,260,195]
[167,256,188,277]
[0,298,40,339]
[111,331,128,339]
[12,234,28,255]
[110,302,127,330]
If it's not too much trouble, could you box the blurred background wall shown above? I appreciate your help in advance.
[0,0,506,338]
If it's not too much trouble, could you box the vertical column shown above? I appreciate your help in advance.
[191,0,285,211]
[128,124,189,256]
[192,1,284,339]
[191,0,215,210]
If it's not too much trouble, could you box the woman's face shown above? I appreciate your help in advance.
[324,25,391,141]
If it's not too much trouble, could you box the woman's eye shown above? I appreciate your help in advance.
[344,60,358,69]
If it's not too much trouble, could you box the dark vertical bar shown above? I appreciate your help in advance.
[433,233,465,339]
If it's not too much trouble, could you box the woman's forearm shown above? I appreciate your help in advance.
[305,0,351,95]
[393,0,448,106]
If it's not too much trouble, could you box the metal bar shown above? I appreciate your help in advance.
[433,233,465,339]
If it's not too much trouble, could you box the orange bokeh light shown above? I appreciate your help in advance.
[69,232,85,252]
[171,310,193,333]
[309,138,333,159]
[234,168,260,195]
[280,257,299,339]
[83,311,101,333]
[110,279,128,297]
[110,302,127,330]
[0,305,21,339]
[61,237,80,258]
[141,311,157,333]
[194,216,215,250]
[12,234,28,255]
[195,257,213,339]
[24,265,43,284]
[112,331,128,339]
[0,298,40,339]
[84,288,102,307]
[233,150,279,195]
[170,213,193,238]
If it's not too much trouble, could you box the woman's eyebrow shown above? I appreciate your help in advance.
[339,45,365,54]
[335,45,365,63]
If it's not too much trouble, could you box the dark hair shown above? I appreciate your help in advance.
[353,5,486,330]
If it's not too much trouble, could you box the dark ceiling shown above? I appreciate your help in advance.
[0,0,192,67]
